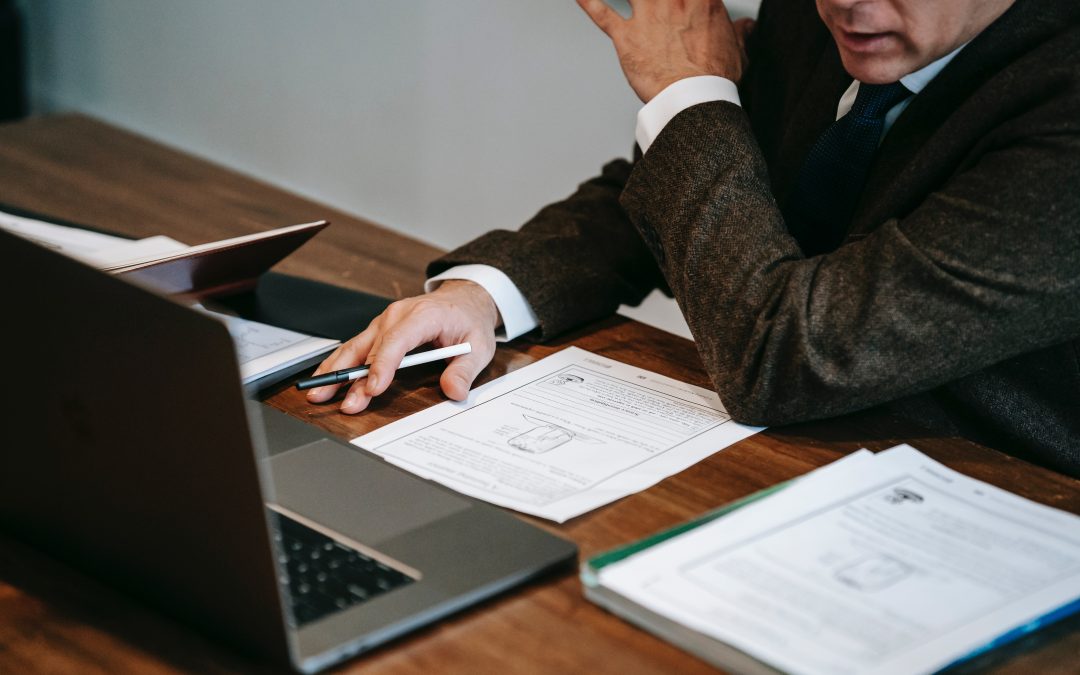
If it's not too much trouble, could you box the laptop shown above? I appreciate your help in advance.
[0,229,577,673]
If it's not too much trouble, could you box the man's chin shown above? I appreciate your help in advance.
[837,50,914,84]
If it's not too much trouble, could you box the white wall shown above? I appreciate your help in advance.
[17,1,641,249]
[17,0,758,251]
[16,0,758,339]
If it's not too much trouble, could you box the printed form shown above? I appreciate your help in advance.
[353,347,762,522]
[597,445,1080,675]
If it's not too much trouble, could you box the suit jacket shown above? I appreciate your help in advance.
[430,0,1080,477]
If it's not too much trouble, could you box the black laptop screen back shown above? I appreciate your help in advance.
[0,231,291,665]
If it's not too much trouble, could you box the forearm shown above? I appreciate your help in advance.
[429,158,664,338]
[621,101,1080,425]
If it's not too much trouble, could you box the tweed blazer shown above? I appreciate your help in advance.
[431,0,1080,477]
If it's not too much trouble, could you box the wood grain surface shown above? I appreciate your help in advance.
[1,114,1077,674]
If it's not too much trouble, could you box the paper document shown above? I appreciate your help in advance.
[1,209,134,254]
[596,444,1080,675]
[353,347,763,522]
[198,306,339,386]
[0,208,188,263]
[1,209,339,389]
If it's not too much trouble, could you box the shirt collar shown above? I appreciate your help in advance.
[837,42,969,120]
[898,42,968,95]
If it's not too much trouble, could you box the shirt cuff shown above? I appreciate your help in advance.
[635,76,742,154]
[425,264,539,342]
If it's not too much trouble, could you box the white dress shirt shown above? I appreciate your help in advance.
[428,45,966,341]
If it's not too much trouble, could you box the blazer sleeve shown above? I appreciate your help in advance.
[428,157,666,338]
[619,100,1080,426]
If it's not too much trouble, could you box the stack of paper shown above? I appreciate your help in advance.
[584,445,1080,675]
[0,208,189,264]
[3,209,337,390]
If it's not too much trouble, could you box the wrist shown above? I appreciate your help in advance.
[644,69,717,103]
[437,279,501,331]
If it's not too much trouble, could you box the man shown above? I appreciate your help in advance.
[311,0,1080,476]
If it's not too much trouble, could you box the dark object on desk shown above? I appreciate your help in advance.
[218,271,391,343]
[0,0,26,121]
[0,228,577,673]
[217,272,391,394]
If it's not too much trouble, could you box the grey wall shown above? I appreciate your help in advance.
[17,0,758,251]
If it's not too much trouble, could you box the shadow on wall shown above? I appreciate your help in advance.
[1,0,27,120]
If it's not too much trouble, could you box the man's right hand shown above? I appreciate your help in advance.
[577,0,752,103]
[304,279,501,414]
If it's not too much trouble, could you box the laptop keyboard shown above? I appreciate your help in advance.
[270,511,415,626]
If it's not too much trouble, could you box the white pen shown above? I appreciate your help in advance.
[295,342,472,390]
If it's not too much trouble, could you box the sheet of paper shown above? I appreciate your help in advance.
[3,209,334,386]
[75,235,189,267]
[598,444,1080,675]
[353,346,763,522]
[0,209,188,265]
[199,307,340,384]
[0,209,129,254]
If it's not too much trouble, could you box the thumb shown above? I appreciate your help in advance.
[439,350,491,401]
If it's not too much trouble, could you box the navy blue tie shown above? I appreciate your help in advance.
[783,82,910,255]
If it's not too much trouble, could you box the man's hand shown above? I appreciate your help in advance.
[577,0,753,102]
[305,280,500,413]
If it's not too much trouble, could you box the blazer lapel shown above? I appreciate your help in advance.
[849,0,1079,238]
[771,43,852,205]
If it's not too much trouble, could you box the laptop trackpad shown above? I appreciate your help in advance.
[267,439,471,544]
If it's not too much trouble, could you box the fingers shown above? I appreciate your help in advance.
[340,375,374,414]
[319,315,433,413]
[362,300,444,400]
[578,0,746,101]
[361,335,413,400]
[577,0,622,37]
[439,335,497,400]
[307,281,501,414]
[304,326,378,403]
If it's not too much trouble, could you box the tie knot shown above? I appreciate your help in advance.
[850,82,910,119]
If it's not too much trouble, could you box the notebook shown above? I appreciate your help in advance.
[0,229,577,673]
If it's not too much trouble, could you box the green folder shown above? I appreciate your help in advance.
[581,480,792,587]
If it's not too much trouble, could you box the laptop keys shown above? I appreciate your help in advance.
[269,511,415,626]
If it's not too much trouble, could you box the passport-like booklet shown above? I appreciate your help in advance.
[108,220,329,299]
[2,205,390,391]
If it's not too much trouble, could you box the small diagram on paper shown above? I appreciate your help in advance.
[546,373,584,386]
[883,487,925,505]
[834,554,913,592]
[508,414,602,454]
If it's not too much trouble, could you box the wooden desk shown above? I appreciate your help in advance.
[2,114,1078,674]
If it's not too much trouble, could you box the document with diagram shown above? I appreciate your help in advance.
[353,346,763,522]
[587,445,1080,675]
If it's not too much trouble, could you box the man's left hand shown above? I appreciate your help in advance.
[577,0,752,103]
